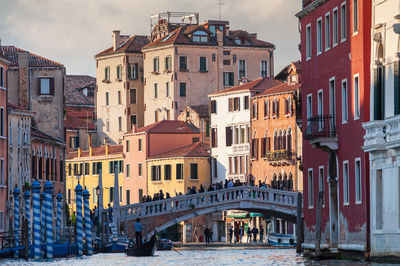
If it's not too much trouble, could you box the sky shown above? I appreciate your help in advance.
[0,0,301,76]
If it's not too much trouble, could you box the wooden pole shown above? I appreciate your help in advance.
[23,218,28,260]
[315,191,323,259]
[296,192,303,253]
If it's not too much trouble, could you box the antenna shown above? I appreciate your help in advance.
[217,0,225,20]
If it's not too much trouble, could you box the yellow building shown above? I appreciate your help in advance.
[66,144,124,212]
[146,142,211,197]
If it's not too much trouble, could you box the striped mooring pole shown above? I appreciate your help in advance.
[24,190,31,257]
[56,192,63,242]
[75,183,83,257]
[32,181,42,260]
[83,189,93,255]
[44,181,53,259]
[13,186,21,258]
[40,191,46,256]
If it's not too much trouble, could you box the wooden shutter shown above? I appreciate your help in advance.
[49,78,55,96]
[276,100,280,118]
[267,137,271,152]
[395,61,400,115]
[255,139,259,160]
[128,64,132,78]
[261,138,266,156]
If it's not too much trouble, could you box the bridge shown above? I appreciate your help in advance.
[115,186,303,241]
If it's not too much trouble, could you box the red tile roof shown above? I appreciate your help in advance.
[0,46,64,67]
[253,83,301,98]
[31,127,65,145]
[64,116,96,130]
[275,60,301,81]
[209,77,283,97]
[189,105,209,119]
[67,111,95,119]
[66,145,123,160]
[126,120,199,134]
[96,35,150,57]
[149,142,210,159]
[64,75,96,106]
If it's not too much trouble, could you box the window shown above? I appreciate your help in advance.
[342,79,348,123]
[308,169,314,208]
[199,57,207,72]
[166,82,170,97]
[151,165,161,181]
[68,189,71,204]
[130,115,137,126]
[317,18,322,55]
[153,57,159,73]
[0,158,4,185]
[260,61,268,77]
[264,100,270,117]
[251,138,259,160]
[165,56,172,71]
[179,56,188,71]
[318,166,325,207]
[209,25,216,36]
[105,92,109,106]
[223,72,234,87]
[244,96,249,110]
[225,126,233,147]
[118,116,122,131]
[118,90,121,104]
[325,13,331,50]
[138,163,142,176]
[376,169,383,229]
[333,8,338,45]
[223,51,231,56]
[0,66,4,88]
[126,140,130,153]
[92,162,102,175]
[343,161,349,204]
[272,98,280,117]
[138,139,142,151]
[211,100,217,114]
[233,54,237,63]
[109,187,114,203]
[341,2,347,41]
[154,83,158,98]
[126,190,130,205]
[223,60,230,65]
[239,60,246,79]
[105,66,110,81]
[211,128,217,148]
[228,97,240,112]
[39,77,54,95]
[252,101,258,119]
[212,53,216,62]
[84,163,89,175]
[353,0,358,34]
[374,66,385,120]
[179,82,186,97]
[164,165,171,180]
[317,90,323,130]
[176,164,183,180]
[354,74,360,119]
[355,158,362,203]
[0,108,4,137]
[193,31,208,42]
[129,89,136,104]
[116,65,122,80]
[306,23,312,60]
[190,163,198,180]
[128,63,138,79]
[306,94,312,126]
[126,164,130,178]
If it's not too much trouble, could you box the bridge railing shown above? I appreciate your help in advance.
[118,186,298,221]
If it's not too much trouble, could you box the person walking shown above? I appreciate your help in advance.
[134,218,143,246]
[239,227,243,243]
[252,227,259,243]
[259,226,264,243]
[229,227,233,243]
[204,227,210,244]
[247,227,252,243]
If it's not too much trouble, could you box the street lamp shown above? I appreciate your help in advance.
[95,185,101,237]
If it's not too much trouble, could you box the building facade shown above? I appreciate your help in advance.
[362,0,400,257]
[178,105,210,143]
[95,31,149,145]
[297,0,371,254]
[142,14,275,125]
[122,120,201,205]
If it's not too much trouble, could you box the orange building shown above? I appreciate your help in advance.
[250,63,302,192]
[122,120,200,204]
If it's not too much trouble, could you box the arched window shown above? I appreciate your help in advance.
[283,173,288,190]
[288,173,294,191]
[278,130,282,150]
[287,128,292,151]
[274,131,278,150]
[282,130,287,150]
[278,173,283,190]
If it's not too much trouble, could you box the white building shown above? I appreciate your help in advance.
[209,78,281,183]
[362,0,400,258]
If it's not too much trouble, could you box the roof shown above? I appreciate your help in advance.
[209,77,283,97]
[149,142,209,159]
[96,35,150,57]
[143,25,274,50]
[64,75,96,106]
[0,46,64,67]
[66,145,123,160]
[127,120,200,134]
[253,83,301,98]
[189,105,209,118]
[31,127,65,145]
[64,116,96,130]
[275,61,301,81]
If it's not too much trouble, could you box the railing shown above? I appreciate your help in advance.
[304,115,336,140]
[265,150,293,162]
[118,186,298,221]
[363,115,400,150]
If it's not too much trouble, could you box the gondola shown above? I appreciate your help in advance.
[126,235,157,257]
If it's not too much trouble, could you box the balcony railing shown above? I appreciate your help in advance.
[265,150,293,162]
[304,115,336,140]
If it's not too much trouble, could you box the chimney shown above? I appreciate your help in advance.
[88,134,92,148]
[131,124,137,133]
[17,51,29,109]
[217,30,223,47]
[78,148,82,158]
[105,144,109,155]
[113,30,121,51]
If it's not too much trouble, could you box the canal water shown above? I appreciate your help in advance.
[0,248,382,265]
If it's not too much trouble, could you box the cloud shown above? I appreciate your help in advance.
[0,0,301,75]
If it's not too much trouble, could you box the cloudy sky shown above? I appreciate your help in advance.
[0,0,301,76]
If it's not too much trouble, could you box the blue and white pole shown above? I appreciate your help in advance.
[32,181,42,260]
[56,193,63,242]
[75,183,83,257]
[83,189,93,255]
[13,186,21,258]
[44,181,53,259]
[40,192,46,251]
[24,190,31,256]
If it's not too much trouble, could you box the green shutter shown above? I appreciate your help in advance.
[229,72,234,86]
[109,161,113,174]
[395,61,400,115]
[223,73,226,86]
[128,64,132,78]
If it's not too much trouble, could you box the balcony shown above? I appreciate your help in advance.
[264,150,294,166]
[363,115,400,152]
[304,115,338,151]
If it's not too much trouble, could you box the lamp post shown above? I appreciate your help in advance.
[95,185,101,237]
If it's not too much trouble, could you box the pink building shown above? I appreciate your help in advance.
[122,120,200,204]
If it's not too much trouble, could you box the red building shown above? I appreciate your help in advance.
[296,0,371,255]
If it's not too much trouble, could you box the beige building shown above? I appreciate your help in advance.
[177,105,210,143]
[142,13,275,126]
[95,31,149,145]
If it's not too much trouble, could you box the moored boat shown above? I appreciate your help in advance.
[126,235,157,257]
[267,233,296,247]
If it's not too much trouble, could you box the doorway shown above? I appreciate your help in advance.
[328,152,339,247]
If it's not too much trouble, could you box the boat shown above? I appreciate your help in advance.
[157,238,173,251]
[267,233,296,247]
[126,235,157,257]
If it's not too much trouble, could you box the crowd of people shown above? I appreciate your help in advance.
[229,226,265,243]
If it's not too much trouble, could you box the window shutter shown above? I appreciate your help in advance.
[134,64,138,79]
[256,102,258,119]
[276,100,280,118]
[229,72,234,86]
[109,161,113,174]
[128,64,132,78]
[38,78,41,95]
[223,73,226,86]
[255,139,259,160]
[395,61,400,115]
[267,137,271,152]
[50,78,55,96]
